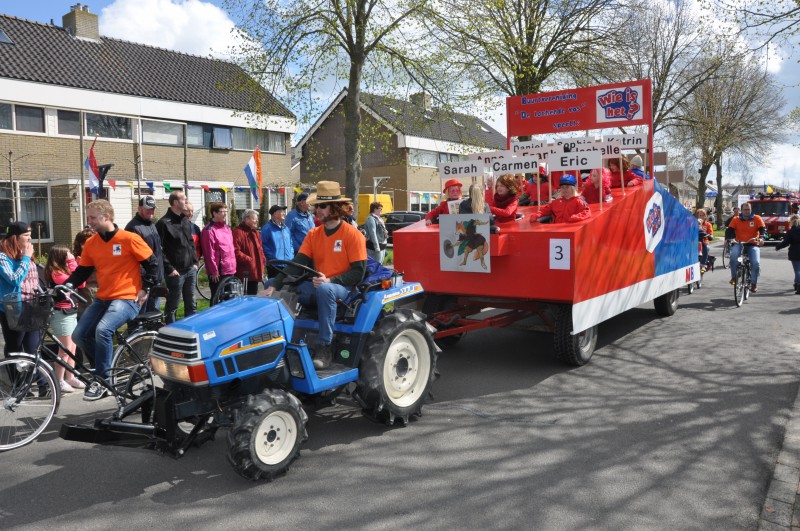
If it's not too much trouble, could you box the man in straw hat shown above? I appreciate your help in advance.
[265,181,367,369]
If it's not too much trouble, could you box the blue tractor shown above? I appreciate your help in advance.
[60,264,437,481]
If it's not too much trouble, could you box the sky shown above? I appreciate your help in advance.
[2,0,799,190]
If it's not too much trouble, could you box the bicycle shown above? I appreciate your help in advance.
[721,239,731,269]
[194,260,211,301]
[0,286,160,451]
[730,237,760,307]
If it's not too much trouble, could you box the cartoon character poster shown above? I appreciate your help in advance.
[439,214,492,273]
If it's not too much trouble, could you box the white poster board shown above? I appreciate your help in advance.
[439,214,492,273]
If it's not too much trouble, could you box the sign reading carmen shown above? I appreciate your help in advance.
[506,79,652,138]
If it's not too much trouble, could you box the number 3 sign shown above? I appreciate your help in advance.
[549,239,570,270]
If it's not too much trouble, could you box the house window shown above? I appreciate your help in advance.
[0,30,13,45]
[86,113,132,139]
[231,128,285,153]
[0,103,10,130]
[212,127,233,149]
[187,124,212,147]
[0,184,51,239]
[57,110,81,135]
[409,191,438,213]
[409,149,439,168]
[233,188,252,221]
[142,120,184,145]
[15,106,45,133]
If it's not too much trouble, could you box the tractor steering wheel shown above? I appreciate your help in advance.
[269,259,322,285]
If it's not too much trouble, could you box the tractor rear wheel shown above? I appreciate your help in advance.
[554,305,597,367]
[355,309,437,426]
[226,390,308,481]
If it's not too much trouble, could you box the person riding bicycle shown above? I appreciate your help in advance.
[65,200,158,400]
[725,202,766,293]
[264,181,367,370]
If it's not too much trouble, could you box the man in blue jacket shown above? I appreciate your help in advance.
[284,192,315,254]
[262,204,294,280]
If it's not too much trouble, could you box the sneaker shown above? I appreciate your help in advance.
[65,378,86,389]
[730,279,736,285]
[750,284,758,293]
[83,381,108,401]
[700,267,706,274]
[59,380,75,394]
[312,343,333,370]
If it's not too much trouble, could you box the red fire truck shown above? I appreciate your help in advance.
[746,193,800,241]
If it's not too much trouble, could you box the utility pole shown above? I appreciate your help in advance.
[373,176,389,201]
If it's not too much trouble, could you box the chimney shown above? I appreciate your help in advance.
[63,4,100,41]
[410,92,432,111]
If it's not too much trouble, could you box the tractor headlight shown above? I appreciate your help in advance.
[150,355,208,385]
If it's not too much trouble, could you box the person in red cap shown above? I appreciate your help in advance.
[530,175,591,224]
[521,165,552,206]
[425,178,463,225]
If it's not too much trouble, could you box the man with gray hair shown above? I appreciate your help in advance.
[233,208,265,295]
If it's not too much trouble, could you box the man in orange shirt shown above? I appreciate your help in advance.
[265,181,367,369]
[725,202,766,292]
[66,200,158,400]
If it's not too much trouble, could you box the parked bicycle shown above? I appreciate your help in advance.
[721,239,731,269]
[194,260,211,301]
[0,285,161,451]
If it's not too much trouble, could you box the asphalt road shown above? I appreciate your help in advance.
[2,244,799,530]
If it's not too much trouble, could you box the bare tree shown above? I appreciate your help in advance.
[423,0,622,107]
[705,0,800,48]
[580,0,724,136]
[671,41,786,213]
[223,0,437,215]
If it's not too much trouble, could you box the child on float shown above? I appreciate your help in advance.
[44,244,85,393]
[521,165,552,206]
[608,155,643,188]
[581,167,613,205]
[530,174,591,224]
[629,155,651,181]
[425,178,462,225]
[459,182,489,214]
[696,209,714,273]
[486,173,520,223]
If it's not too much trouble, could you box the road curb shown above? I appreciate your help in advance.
[759,384,800,530]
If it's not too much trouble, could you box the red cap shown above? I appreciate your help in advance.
[442,178,463,193]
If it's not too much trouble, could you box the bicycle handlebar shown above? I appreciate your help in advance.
[54,284,88,307]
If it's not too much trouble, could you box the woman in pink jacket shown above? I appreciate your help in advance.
[200,202,236,305]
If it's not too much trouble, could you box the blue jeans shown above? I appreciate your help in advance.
[73,299,141,379]
[296,281,351,345]
[792,260,800,286]
[730,243,761,285]
[700,242,709,266]
[165,267,197,323]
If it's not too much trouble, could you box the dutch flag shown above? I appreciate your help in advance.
[244,147,262,204]
[85,137,100,194]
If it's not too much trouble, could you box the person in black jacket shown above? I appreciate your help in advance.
[125,196,165,313]
[775,214,800,294]
[157,191,199,322]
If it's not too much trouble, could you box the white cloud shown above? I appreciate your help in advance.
[99,0,239,58]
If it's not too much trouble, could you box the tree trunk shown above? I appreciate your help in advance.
[344,57,364,219]
[695,163,712,212]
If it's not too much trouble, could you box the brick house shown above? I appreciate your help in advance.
[0,4,297,247]
[295,90,506,212]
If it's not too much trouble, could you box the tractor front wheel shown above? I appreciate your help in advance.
[355,309,437,426]
[226,390,308,481]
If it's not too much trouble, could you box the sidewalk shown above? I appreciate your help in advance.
[759,384,800,530]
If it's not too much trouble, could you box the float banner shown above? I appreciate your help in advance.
[604,133,648,150]
[438,160,485,180]
[490,156,539,175]
[548,151,602,171]
[506,79,653,137]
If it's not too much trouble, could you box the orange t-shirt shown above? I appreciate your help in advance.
[728,215,765,242]
[298,221,367,280]
[79,229,153,300]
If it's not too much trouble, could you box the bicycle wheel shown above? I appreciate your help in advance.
[211,276,243,305]
[0,357,59,451]
[195,262,211,301]
[734,265,746,307]
[722,243,730,269]
[110,331,158,400]
[744,265,751,301]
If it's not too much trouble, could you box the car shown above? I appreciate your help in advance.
[382,211,425,244]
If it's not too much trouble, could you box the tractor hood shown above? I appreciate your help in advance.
[159,296,294,362]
